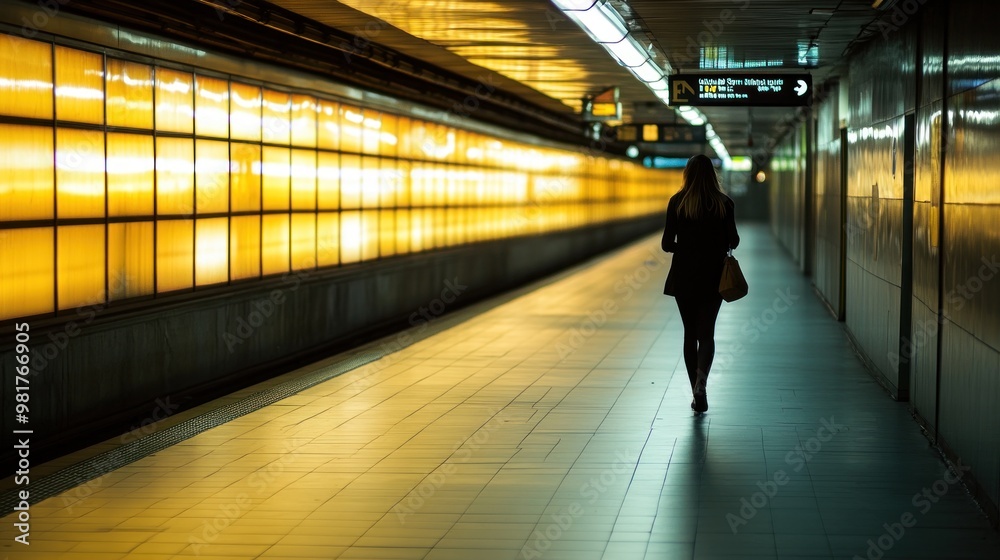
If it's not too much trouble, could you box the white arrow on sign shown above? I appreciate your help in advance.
[795,80,809,96]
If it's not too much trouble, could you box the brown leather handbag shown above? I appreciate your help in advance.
[719,249,748,302]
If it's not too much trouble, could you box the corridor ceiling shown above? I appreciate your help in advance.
[265,0,888,158]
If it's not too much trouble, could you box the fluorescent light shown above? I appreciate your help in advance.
[678,106,695,113]
[647,78,668,91]
[552,0,597,9]
[605,37,650,67]
[566,3,627,43]
[630,59,663,82]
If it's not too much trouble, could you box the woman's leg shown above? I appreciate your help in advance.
[674,297,699,389]
[695,297,723,378]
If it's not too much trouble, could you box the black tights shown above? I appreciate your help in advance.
[675,296,723,390]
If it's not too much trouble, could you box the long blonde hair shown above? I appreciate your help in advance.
[677,154,727,219]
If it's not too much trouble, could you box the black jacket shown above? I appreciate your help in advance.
[661,192,740,299]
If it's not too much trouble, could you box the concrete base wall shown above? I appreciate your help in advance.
[0,217,662,466]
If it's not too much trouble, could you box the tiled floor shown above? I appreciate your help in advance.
[2,224,999,560]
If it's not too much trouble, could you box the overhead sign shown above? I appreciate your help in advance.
[614,123,706,144]
[583,86,621,121]
[668,74,812,107]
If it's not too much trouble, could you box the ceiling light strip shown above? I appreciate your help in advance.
[553,0,733,168]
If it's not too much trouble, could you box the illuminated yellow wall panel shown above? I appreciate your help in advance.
[396,116,412,159]
[196,218,229,286]
[262,89,290,145]
[316,213,340,267]
[231,82,262,141]
[107,132,154,217]
[156,137,194,215]
[408,209,427,253]
[196,140,230,214]
[380,160,399,208]
[56,128,105,218]
[231,143,261,212]
[379,209,396,257]
[361,211,379,261]
[57,225,105,310]
[362,109,381,155]
[155,68,194,134]
[291,149,317,210]
[195,75,230,138]
[317,99,340,151]
[0,124,53,221]
[0,228,54,320]
[157,220,194,292]
[230,215,261,281]
[261,214,290,275]
[291,94,317,148]
[395,210,410,255]
[55,46,104,124]
[108,222,154,301]
[361,157,380,208]
[341,154,362,209]
[340,104,363,153]
[340,211,361,264]
[379,112,398,158]
[262,146,290,210]
[395,161,411,207]
[0,34,52,119]
[291,213,316,270]
[317,152,340,210]
[106,58,153,129]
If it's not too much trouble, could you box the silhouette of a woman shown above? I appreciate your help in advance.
[661,154,740,413]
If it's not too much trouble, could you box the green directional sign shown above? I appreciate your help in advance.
[669,74,812,107]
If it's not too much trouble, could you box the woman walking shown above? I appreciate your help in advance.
[661,154,740,413]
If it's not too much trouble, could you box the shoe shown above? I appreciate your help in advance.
[693,371,708,413]
[693,391,708,413]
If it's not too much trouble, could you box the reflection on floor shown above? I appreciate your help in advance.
[2,224,998,560]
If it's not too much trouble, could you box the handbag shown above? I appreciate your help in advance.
[719,249,748,302]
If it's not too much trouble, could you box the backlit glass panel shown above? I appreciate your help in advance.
[155,68,194,134]
[230,215,261,281]
[0,228,54,319]
[341,154,362,209]
[291,149,316,210]
[156,137,194,215]
[317,99,340,150]
[361,211,379,261]
[0,35,52,119]
[57,225,105,310]
[55,46,104,124]
[0,125,53,221]
[157,220,194,292]
[195,75,230,138]
[340,211,361,264]
[262,147,290,210]
[317,213,340,267]
[291,94,317,147]
[231,82,262,141]
[195,217,229,285]
[106,59,153,129]
[231,143,261,212]
[108,222,154,301]
[262,214,290,275]
[379,209,395,257]
[107,133,154,216]
[317,152,340,210]
[291,213,316,271]
[56,128,105,218]
[262,89,290,145]
[341,104,363,153]
[196,140,230,214]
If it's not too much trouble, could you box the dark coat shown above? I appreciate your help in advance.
[661,191,740,299]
